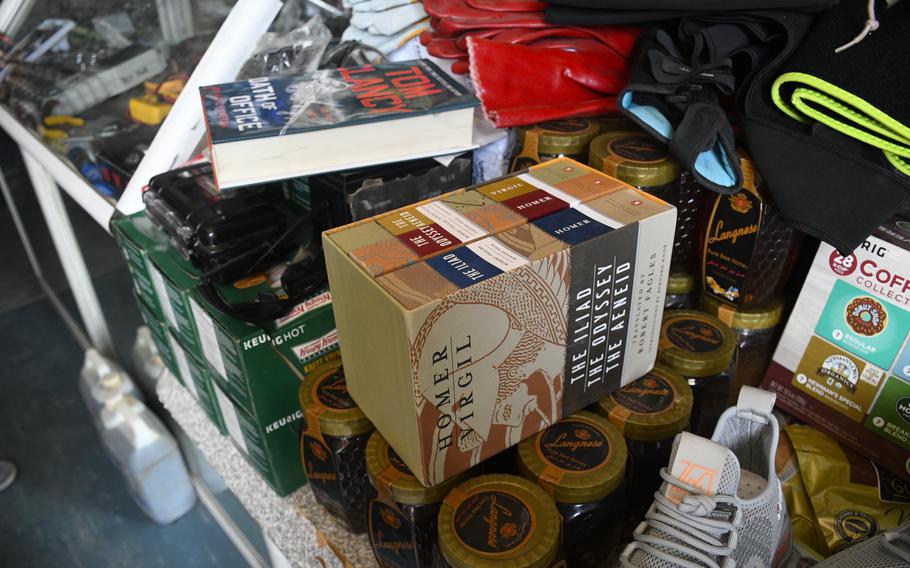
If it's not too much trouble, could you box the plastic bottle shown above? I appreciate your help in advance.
[79,349,143,420]
[99,393,196,524]
[131,326,165,392]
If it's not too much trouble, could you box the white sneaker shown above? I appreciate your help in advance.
[619,387,791,568]
[815,522,910,567]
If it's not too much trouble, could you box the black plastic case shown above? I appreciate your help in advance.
[143,163,297,282]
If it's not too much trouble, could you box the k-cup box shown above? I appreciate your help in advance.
[764,217,910,479]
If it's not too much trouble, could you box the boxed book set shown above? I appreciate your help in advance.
[325,157,677,485]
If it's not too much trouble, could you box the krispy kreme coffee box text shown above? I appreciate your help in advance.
[764,217,910,480]
[325,158,676,485]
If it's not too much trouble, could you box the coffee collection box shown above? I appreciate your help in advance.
[325,157,676,486]
[764,217,910,479]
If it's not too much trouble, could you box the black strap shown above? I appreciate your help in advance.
[669,100,742,194]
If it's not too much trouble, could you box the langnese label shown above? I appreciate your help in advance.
[453,491,534,555]
[663,318,725,354]
[608,135,668,162]
[302,434,343,502]
[612,373,676,415]
[537,420,610,472]
[369,500,418,567]
[316,369,357,410]
[703,184,763,305]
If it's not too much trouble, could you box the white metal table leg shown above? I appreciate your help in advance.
[20,150,114,356]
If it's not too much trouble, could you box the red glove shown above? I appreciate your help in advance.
[468,37,630,126]
[465,0,545,12]
[423,0,548,35]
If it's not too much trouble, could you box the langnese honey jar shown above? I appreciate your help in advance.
[517,411,628,567]
[299,362,374,533]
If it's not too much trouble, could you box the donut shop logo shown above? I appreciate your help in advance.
[897,397,910,425]
[845,297,888,336]
[817,355,860,392]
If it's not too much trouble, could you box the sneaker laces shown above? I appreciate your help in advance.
[621,468,743,568]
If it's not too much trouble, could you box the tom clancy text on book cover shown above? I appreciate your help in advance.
[200,60,476,144]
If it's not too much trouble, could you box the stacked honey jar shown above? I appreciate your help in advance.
[299,360,695,567]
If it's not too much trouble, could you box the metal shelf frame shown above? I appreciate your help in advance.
[0,0,282,357]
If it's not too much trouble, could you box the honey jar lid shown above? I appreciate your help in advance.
[520,118,600,156]
[517,411,627,504]
[591,114,637,134]
[666,272,696,295]
[366,431,461,506]
[298,362,373,437]
[595,366,693,442]
[438,474,561,568]
[701,294,784,331]
[588,131,680,188]
[658,310,736,377]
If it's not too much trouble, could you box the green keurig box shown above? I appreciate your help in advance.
[188,285,339,496]
[111,212,170,321]
[167,328,226,436]
[147,248,204,360]
[135,294,179,383]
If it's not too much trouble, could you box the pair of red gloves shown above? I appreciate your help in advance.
[420,0,640,127]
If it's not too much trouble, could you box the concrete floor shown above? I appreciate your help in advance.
[0,132,248,567]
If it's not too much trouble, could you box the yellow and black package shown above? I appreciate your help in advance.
[785,424,910,555]
[776,428,828,556]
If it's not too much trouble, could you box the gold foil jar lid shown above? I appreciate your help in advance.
[588,131,680,188]
[591,114,637,134]
[438,474,561,568]
[366,431,460,506]
[520,118,600,156]
[595,366,693,442]
[701,294,784,331]
[667,272,696,295]
[517,411,627,504]
[658,310,736,378]
[299,362,373,437]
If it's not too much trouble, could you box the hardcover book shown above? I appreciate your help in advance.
[201,60,479,189]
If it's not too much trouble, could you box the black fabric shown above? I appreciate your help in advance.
[620,14,802,194]
[544,0,835,25]
[743,0,910,252]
